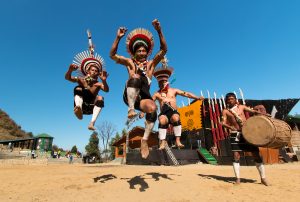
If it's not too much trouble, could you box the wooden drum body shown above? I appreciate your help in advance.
[242,116,292,148]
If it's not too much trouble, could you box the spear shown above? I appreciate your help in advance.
[221,95,226,109]
[87,29,94,56]
[233,91,239,104]
[207,90,219,147]
[219,97,229,138]
[214,92,225,140]
[201,90,206,118]
[239,88,250,119]
[211,95,221,142]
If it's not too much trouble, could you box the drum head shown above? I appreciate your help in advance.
[242,116,275,146]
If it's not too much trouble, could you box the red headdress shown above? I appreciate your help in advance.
[126,28,154,58]
[73,29,105,76]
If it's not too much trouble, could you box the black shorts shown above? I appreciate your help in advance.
[230,132,259,152]
[74,86,96,115]
[123,76,152,111]
[158,103,180,121]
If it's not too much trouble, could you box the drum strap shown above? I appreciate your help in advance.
[228,105,243,128]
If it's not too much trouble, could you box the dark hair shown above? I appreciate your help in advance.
[225,92,236,102]
[133,42,149,54]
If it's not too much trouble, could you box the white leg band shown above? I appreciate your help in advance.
[74,95,83,108]
[91,106,102,124]
[127,87,140,110]
[256,163,266,179]
[143,121,154,140]
[158,128,167,140]
[233,162,240,178]
[173,125,182,137]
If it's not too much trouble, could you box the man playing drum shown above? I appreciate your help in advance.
[222,92,269,186]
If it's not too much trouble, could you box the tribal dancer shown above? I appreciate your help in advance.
[65,30,109,131]
[221,93,269,186]
[110,19,167,159]
[152,57,203,150]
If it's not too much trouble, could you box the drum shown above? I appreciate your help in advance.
[242,116,292,148]
[290,131,300,147]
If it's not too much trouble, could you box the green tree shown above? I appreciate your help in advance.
[71,145,78,153]
[85,132,101,160]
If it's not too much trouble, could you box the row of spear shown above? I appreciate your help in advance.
[199,88,249,148]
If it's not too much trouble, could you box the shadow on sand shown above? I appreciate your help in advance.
[94,174,117,183]
[120,172,177,192]
[198,174,256,184]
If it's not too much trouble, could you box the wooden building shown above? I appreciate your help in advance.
[112,126,158,159]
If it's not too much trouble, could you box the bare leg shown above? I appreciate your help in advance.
[253,152,269,186]
[74,95,83,120]
[139,99,157,159]
[126,78,141,118]
[233,152,241,184]
[158,115,168,150]
[171,114,184,148]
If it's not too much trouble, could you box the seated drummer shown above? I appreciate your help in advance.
[221,92,269,186]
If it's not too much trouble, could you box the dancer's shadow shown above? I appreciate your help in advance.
[198,174,256,184]
[121,175,149,192]
[145,172,176,181]
[94,174,117,183]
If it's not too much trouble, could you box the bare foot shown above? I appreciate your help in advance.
[128,109,137,119]
[235,178,241,185]
[159,140,167,150]
[261,178,269,186]
[74,106,83,120]
[88,122,96,131]
[140,139,149,159]
[176,141,184,149]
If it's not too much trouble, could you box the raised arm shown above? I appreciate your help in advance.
[65,64,79,83]
[96,71,109,92]
[176,89,203,100]
[110,27,131,66]
[243,106,271,117]
[152,92,159,102]
[151,19,167,68]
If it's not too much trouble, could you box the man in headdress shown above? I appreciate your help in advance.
[65,30,109,131]
[221,93,269,186]
[110,19,167,159]
[152,58,203,149]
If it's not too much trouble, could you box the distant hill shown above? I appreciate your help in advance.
[0,109,33,141]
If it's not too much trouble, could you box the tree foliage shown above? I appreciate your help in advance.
[85,132,101,159]
[71,145,78,153]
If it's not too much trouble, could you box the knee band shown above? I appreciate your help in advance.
[171,120,181,126]
[95,100,104,108]
[74,87,83,96]
[146,111,157,122]
[127,78,141,88]
[158,123,168,129]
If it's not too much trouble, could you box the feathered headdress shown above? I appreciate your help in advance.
[73,29,105,76]
[126,28,154,58]
[153,56,174,82]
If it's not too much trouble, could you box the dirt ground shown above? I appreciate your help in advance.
[0,162,299,202]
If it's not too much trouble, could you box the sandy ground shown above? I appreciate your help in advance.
[0,162,299,202]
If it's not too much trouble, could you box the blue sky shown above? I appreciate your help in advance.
[0,0,299,152]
